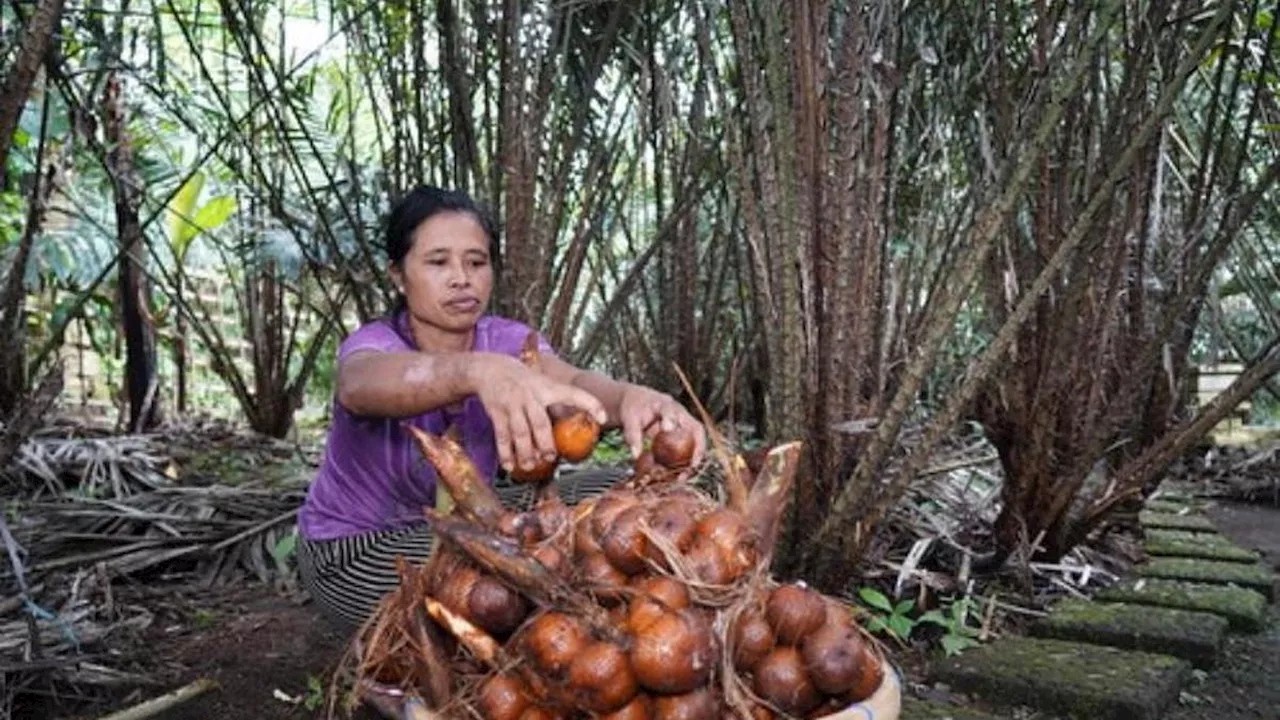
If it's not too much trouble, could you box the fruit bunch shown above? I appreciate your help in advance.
[340,338,885,720]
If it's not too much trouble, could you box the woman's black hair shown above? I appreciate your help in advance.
[383,185,501,316]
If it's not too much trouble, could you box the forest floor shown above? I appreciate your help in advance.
[52,584,370,720]
[14,452,1280,720]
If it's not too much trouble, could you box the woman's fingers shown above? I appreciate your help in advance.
[643,399,707,468]
[621,397,662,458]
[479,363,609,472]
[490,409,515,472]
[670,405,706,467]
[540,383,609,426]
[508,384,566,470]
[624,416,648,460]
[507,406,538,471]
[524,401,558,461]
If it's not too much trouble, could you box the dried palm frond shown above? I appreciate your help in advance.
[0,564,156,720]
[0,579,151,659]
[853,427,1134,642]
[3,485,303,590]
[3,434,172,500]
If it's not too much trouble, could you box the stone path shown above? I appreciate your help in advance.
[1095,577,1266,631]
[905,490,1277,720]
[1144,529,1261,563]
[1027,598,1226,668]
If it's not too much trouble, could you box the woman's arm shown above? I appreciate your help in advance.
[338,349,609,472]
[336,349,479,418]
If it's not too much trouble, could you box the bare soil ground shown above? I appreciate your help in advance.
[20,583,375,720]
[1204,500,1280,570]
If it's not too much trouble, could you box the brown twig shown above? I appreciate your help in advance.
[670,362,749,509]
[93,677,218,720]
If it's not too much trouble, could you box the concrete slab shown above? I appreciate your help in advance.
[1150,490,1197,503]
[1139,511,1218,532]
[1096,578,1267,632]
[1145,500,1205,515]
[931,636,1188,720]
[1147,528,1244,543]
[1030,598,1227,668]
[900,698,1008,720]
[1137,557,1275,600]
[1144,530,1262,564]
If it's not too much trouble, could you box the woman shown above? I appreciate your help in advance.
[296,185,706,632]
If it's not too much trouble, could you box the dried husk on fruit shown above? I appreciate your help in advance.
[333,337,887,719]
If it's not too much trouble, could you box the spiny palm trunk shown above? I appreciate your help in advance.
[0,0,65,180]
[972,1,1273,570]
[103,74,159,432]
[175,295,188,413]
[0,0,65,416]
[247,262,289,438]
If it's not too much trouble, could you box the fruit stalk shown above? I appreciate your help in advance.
[744,442,802,560]
[406,424,507,529]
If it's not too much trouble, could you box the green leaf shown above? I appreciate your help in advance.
[866,617,889,634]
[271,529,298,563]
[894,599,915,615]
[192,195,237,234]
[888,615,914,640]
[940,634,980,657]
[917,610,948,627]
[167,172,205,252]
[167,170,237,260]
[304,674,324,710]
[858,587,894,613]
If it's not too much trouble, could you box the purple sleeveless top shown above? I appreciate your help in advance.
[298,311,554,541]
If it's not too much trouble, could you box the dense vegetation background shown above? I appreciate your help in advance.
[3,0,1280,591]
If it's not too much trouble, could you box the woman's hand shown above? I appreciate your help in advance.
[617,385,706,468]
[470,354,608,473]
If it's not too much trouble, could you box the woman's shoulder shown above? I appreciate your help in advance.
[337,315,412,360]
[477,314,557,357]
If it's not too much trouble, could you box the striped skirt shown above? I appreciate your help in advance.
[297,468,627,630]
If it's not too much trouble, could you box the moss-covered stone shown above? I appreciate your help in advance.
[901,698,1008,720]
[1146,528,1237,543]
[1137,557,1275,600]
[1150,486,1198,502]
[1144,499,1204,515]
[1138,511,1218,532]
[1144,531,1261,564]
[1095,578,1267,631]
[930,636,1188,720]
[1030,599,1226,668]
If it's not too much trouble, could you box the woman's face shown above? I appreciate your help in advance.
[391,210,494,333]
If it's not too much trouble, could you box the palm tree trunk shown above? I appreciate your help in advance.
[0,0,64,182]
[175,277,188,414]
[103,74,159,432]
